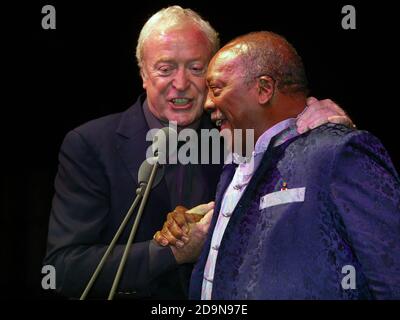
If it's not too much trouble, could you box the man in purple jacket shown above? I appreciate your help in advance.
[156,31,400,299]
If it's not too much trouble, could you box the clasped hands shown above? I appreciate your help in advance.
[153,202,214,264]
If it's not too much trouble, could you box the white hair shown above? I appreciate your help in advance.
[136,5,219,69]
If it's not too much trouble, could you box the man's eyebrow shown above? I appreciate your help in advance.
[154,58,174,65]
[207,77,224,87]
[155,57,205,64]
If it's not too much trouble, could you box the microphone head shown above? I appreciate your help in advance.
[152,126,178,160]
[138,157,164,188]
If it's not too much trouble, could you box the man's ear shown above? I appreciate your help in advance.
[257,76,275,104]
[140,69,147,89]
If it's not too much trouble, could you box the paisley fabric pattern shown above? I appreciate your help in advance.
[190,124,400,299]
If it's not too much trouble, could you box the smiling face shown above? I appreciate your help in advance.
[205,48,260,134]
[206,32,308,151]
[141,24,213,127]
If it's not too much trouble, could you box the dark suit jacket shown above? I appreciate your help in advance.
[45,95,222,299]
[190,124,400,299]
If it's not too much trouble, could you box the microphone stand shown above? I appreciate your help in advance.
[107,160,160,300]
[80,125,173,300]
[79,183,146,300]
[80,157,161,300]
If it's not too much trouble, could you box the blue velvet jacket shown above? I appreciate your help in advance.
[190,124,400,299]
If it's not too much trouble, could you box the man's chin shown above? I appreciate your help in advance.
[220,121,231,132]
[165,112,201,127]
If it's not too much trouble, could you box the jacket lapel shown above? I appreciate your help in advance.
[115,95,152,185]
[213,164,237,221]
[224,129,302,229]
[190,163,237,299]
[115,96,173,214]
[210,126,303,298]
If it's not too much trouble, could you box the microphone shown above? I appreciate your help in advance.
[138,156,164,189]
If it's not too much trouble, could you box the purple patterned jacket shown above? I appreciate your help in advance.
[190,124,400,299]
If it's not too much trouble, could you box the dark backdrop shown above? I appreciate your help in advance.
[2,0,398,299]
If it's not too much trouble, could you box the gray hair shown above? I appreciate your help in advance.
[228,31,308,95]
[136,5,220,70]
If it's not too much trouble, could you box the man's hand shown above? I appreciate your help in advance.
[154,202,214,247]
[153,202,214,263]
[170,208,213,264]
[296,97,355,134]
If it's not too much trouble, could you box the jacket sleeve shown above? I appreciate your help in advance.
[44,130,177,298]
[330,131,400,299]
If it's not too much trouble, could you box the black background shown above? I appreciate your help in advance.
[1,0,398,300]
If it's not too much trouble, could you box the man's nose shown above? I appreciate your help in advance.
[204,92,215,113]
[172,69,190,91]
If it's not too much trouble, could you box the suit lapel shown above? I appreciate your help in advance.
[228,123,302,219]
[226,131,302,226]
[192,162,237,297]
[194,123,303,298]
[115,95,152,185]
[211,134,302,298]
[209,164,236,235]
[115,96,171,212]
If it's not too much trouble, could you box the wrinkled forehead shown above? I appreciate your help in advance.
[146,23,210,49]
[207,48,243,81]
[141,24,214,67]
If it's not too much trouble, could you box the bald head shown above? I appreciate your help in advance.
[221,31,308,95]
[204,31,308,139]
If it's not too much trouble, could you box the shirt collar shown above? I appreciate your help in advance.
[253,118,297,155]
[143,98,164,130]
[232,118,297,165]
